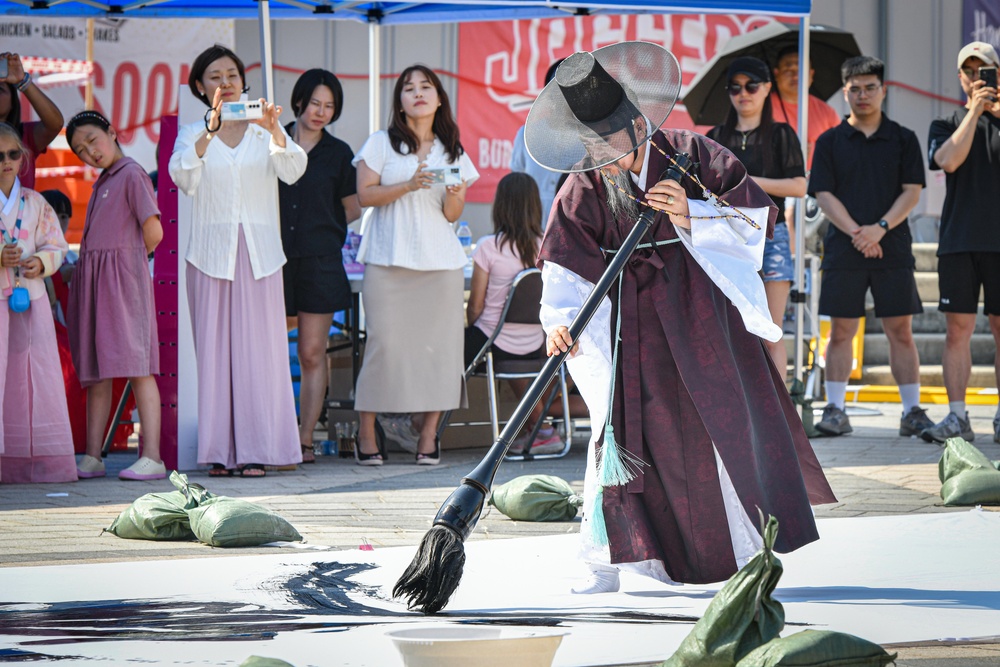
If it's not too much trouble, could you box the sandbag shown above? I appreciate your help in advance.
[239,657,296,667]
[938,437,1000,506]
[489,474,584,522]
[735,630,896,667]
[105,471,213,541]
[187,497,302,547]
[662,515,784,667]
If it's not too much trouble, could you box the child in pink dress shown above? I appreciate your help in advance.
[66,111,166,481]
[0,123,76,483]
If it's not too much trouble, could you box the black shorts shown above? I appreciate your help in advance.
[938,252,1000,315]
[283,254,352,316]
[464,325,544,370]
[819,267,923,319]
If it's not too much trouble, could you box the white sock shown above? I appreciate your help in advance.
[898,384,920,414]
[825,381,848,410]
[949,401,966,418]
[571,563,621,594]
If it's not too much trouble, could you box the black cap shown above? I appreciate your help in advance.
[727,56,771,83]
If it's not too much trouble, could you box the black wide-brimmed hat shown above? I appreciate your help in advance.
[524,41,681,173]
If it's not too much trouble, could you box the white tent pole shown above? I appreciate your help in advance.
[258,0,274,101]
[369,21,382,134]
[793,15,811,384]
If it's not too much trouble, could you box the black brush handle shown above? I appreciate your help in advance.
[434,207,658,539]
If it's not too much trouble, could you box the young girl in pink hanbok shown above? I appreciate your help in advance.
[66,111,166,481]
[0,123,76,483]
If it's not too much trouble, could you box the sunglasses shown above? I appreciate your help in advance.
[0,149,22,163]
[727,81,763,96]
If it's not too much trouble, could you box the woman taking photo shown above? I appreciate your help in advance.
[279,69,361,464]
[353,64,478,466]
[707,56,806,374]
[0,52,64,190]
[168,45,307,477]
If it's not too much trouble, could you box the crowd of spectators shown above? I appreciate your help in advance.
[1,36,999,484]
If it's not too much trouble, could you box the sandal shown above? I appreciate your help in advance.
[209,464,234,477]
[239,464,267,478]
[301,444,316,464]
[416,437,441,466]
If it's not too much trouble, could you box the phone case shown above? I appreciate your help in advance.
[220,101,263,121]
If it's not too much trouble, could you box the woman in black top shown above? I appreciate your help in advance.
[707,56,806,375]
[279,69,361,463]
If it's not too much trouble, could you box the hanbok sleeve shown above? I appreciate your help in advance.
[270,127,308,185]
[32,198,68,278]
[168,122,207,196]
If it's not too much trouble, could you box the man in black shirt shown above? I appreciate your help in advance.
[809,56,931,437]
[923,41,1000,444]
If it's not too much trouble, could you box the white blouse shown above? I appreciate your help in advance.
[353,130,479,271]
[168,121,307,280]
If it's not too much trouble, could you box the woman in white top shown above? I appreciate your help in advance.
[168,45,307,478]
[353,65,479,466]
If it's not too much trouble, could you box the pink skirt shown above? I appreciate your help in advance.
[0,297,77,483]
[186,227,301,469]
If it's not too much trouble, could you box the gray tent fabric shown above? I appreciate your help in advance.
[939,437,1000,506]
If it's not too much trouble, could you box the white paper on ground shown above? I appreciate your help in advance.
[1,511,998,666]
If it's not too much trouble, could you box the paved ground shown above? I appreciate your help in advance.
[1,401,998,666]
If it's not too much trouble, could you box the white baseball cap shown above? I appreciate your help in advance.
[957,41,1000,70]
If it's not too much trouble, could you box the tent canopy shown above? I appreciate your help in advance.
[0,0,810,23]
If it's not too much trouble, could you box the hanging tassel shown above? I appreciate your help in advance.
[596,423,645,487]
[588,486,609,547]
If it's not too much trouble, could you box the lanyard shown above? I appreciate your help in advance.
[0,197,25,246]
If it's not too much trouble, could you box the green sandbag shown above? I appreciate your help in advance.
[938,437,1000,505]
[735,630,897,667]
[488,474,584,522]
[662,515,784,667]
[105,471,213,541]
[239,657,296,667]
[187,497,302,547]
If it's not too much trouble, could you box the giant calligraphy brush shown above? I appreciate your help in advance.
[392,155,691,615]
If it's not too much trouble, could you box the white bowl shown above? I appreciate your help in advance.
[386,625,568,667]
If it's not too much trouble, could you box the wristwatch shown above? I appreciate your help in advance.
[877,219,890,231]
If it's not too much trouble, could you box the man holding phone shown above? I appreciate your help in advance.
[923,42,1000,443]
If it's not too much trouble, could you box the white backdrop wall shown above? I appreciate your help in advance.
[232,1,973,237]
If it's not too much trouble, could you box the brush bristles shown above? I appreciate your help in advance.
[393,525,466,614]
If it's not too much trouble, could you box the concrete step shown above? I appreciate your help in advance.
[865,303,992,334]
[862,364,996,388]
[912,242,938,272]
[863,332,996,365]
[914,271,939,302]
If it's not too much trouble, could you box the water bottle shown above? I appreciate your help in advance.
[456,221,473,265]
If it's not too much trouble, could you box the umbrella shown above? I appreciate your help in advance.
[683,22,861,127]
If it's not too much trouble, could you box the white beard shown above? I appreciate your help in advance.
[602,167,640,223]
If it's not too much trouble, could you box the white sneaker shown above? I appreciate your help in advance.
[570,564,621,594]
[76,455,106,479]
[119,456,167,481]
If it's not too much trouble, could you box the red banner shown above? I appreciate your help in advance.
[457,14,776,202]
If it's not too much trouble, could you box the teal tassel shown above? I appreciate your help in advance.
[597,423,639,487]
[588,487,609,547]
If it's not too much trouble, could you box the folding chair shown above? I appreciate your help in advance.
[465,268,574,461]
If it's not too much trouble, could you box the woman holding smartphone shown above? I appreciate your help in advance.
[352,64,478,466]
[168,45,307,477]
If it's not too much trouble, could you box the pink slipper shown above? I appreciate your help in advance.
[119,457,167,481]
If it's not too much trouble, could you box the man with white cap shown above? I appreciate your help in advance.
[923,41,1000,444]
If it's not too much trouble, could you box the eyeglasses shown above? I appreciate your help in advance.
[961,68,981,79]
[0,150,22,163]
[847,84,882,96]
[727,81,763,96]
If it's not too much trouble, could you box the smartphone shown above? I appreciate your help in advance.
[220,100,263,121]
[0,59,8,81]
[980,66,998,102]
[425,167,462,186]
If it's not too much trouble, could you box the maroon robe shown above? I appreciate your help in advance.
[539,129,836,585]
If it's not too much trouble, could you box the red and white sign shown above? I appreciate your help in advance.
[457,14,777,202]
[8,17,232,169]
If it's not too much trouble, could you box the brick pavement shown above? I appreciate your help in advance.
[1,401,998,665]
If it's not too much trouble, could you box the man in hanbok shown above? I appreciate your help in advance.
[524,42,836,594]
